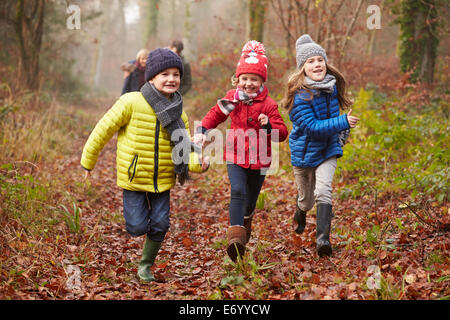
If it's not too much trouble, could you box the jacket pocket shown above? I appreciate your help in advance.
[128,154,138,182]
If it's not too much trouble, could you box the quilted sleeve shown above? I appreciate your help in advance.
[80,96,131,170]
[199,90,235,133]
[289,94,349,140]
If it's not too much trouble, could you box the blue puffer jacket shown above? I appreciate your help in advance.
[289,85,349,168]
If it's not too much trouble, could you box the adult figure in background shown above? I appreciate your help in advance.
[120,49,149,94]
[169,40,192,96]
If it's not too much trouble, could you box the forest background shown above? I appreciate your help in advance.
[0,0,448,301]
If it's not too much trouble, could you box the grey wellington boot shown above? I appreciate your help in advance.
[316,203,333,257]
[137,237,162,282]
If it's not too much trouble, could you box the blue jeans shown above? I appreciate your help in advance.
[227,163,266,226]
[122,189,170,242]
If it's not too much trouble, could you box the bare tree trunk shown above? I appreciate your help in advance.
[337,0,364,67]
[143,0,160,48]
[270,0,295,52]
[14,0,45,91]
[302,0,311,35]
[398,0,439,84]
[91,0,106,87]
[315,0,327,44]
[323,0,345,53]
[170,0,176,39]
[183,0,193,59]
[117,0,127,58]
[248,0,267,42]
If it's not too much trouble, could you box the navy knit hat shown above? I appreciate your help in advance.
[145,48,184,82]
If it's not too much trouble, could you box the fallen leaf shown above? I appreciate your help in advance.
[192,267,202,275]
[67,245,77,253]
[182,237,193,248]
[405,274,416,284]
[311,273,320,284]
[292,235,302,247]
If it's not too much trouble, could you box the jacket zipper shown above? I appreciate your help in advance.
[153,119,160,192]
[302,138,309,161]
[325,94,331,119]
[128,154,138,182]
[325,94,331,156]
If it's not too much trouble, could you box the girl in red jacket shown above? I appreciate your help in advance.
[194,40,288,262]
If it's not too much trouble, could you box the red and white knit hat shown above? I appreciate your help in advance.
[235,40,268,82]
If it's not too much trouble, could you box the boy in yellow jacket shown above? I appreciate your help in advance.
[81,48,208,282]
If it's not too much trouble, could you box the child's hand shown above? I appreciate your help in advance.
[346,109,359,128]
[193,133,206,146]
[258,114,269,126]
[200,155,210,172]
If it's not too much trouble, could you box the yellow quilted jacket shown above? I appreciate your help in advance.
[80,91,202,193]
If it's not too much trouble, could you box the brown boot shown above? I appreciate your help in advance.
[243,211,255,243]
[226,225,247,262]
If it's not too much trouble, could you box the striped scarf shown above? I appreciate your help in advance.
[218,85,264,116]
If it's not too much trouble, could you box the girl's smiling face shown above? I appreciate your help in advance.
[149,67,181,97]
[304,56,327,81]
[237,73,263,95]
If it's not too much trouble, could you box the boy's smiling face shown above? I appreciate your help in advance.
[149,67,181,97]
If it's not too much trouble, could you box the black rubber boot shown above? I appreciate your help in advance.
[293,205,307,234]
[316,203,333,257]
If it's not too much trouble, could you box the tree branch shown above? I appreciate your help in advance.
[337,0,364,66]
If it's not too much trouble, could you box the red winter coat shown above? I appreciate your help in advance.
[200,86,288,169]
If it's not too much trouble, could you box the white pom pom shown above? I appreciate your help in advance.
[242,40,265,55]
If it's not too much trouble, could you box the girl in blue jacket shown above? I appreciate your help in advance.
[281,35,359,256]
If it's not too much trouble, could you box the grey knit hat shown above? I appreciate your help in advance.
[295,34,328,69]
[145,48,184,82]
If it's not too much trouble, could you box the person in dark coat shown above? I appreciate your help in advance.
[121,49,149,95]
[169,40,192,95]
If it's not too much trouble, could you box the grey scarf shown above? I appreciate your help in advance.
[306,73,336,93]
[140,82,191,185]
